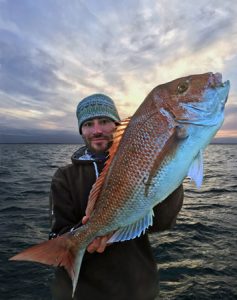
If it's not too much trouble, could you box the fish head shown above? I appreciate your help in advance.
[137,73,230,191]
[149,72,230,129]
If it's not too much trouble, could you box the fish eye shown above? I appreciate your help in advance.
[177,81,189,94]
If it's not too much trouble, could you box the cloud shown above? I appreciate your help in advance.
[0,125,83,144]
[221,103,237,130]
[0,29,71,100]
[0,0,237,142]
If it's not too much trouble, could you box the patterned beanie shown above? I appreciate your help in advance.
[76,93,120,134]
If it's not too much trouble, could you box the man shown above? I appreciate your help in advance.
[50,94,184,300]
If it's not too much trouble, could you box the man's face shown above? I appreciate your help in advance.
[81,117,116,153]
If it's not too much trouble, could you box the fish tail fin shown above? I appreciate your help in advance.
[9,232,86,295]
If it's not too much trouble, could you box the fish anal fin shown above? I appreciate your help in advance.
[86,117,131,216]
[107,209,154,243]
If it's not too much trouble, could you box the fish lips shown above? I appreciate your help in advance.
[215,80,230,108]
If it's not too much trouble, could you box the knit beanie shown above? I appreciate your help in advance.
[76,93,120,134]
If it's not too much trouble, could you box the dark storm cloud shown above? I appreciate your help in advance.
[0,125,83,144]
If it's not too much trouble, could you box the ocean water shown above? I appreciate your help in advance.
[0,144,236,300]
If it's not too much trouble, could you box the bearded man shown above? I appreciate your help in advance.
[50,94,184,300]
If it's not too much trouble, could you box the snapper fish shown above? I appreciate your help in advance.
[10,72,230,296]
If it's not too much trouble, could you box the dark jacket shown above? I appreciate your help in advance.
[50,146,184,300]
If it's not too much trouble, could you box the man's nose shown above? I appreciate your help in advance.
[92,122,103,134]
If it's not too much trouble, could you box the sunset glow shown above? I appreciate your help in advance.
[0,0,236,143]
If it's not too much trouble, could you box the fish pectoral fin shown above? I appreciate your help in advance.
[107,210,154,243]
[187,150,203,188]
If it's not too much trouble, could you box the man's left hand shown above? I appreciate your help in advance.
[82,216,113,253]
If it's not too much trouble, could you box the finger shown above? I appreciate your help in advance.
[82,216,89,225]
[87,237,101,253]
[87,232,114,253]
[96,236,109,253]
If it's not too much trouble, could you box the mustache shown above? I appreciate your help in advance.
[89,133,112,140]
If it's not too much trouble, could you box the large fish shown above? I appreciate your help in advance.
[10,72,230,296]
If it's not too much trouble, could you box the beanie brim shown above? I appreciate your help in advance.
[79,115,120,134]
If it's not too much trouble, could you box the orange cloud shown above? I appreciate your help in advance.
[215,129,237,138]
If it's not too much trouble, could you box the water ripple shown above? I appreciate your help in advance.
[0,143,236,299]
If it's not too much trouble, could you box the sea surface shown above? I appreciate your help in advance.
[0,144,236,300]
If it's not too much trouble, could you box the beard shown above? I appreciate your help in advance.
[82,133,113,154]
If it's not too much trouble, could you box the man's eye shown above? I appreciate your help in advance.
[100,119,109,125]
[83,122,93,127]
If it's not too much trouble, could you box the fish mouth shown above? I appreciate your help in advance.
[217,79,230,106]
[209,72,228,89]
[209,72,230,105]
[210,73,230,94]
[178,74,230,126]
[210,72,223,87]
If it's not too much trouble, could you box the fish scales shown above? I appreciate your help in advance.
[87,123,169,228]
[87,100,177,229]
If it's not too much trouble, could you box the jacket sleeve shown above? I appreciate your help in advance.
[49,168,79,238]
[149,184,184,232]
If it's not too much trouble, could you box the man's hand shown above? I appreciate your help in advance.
[82,216,113,253]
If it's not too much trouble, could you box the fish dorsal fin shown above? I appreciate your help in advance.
[85,117,131,217]
[187,150,203,188]
[107,209,154,243]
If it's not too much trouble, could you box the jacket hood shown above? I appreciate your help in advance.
[71,146,108,165]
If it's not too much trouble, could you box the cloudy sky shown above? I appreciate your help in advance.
[0,0,236,143]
